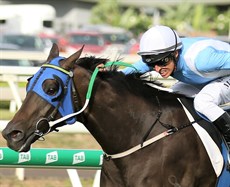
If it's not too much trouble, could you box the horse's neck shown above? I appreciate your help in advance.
[85,90,171,154]
[74,67,188,155]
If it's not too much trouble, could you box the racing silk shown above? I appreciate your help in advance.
[122,37,230,86]
[121,59,150,74]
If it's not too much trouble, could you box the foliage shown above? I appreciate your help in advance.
[119,8,152,36]
[90,0,151,36]
[160,3,229,35]
[160,3,194,32]
[91,0,229,36]
[91,0,121,26]
[214,7,230,35]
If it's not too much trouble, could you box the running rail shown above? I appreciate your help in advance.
[0,147,103,169]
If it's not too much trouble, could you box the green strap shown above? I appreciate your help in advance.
[86,61,137,99]
[86,67,99,99]
[105,61,138,70]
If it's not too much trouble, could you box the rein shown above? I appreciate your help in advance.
[49,61,137,127]
[34,61,137,136]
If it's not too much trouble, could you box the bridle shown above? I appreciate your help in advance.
[28,59,137,139]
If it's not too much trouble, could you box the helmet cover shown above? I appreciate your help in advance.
[138,25,182,56]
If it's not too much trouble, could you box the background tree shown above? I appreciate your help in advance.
[153,3,229,36]
[214,7,230,35]
[91,0,229,36]
[91,0,151,36]
[91,0,121,26]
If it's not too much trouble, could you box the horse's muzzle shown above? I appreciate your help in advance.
[2,126,26,152]
[2,127,39,152]
[1,119,50,152]
[2,129,24,142]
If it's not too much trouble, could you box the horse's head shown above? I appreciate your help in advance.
[2,44,83,152]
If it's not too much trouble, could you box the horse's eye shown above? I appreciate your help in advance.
[47,88,57,96]
[42,79,59,96]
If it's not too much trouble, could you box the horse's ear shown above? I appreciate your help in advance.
[61,45,84,69]
[46,43,59,62]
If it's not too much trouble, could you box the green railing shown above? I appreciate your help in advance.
[0,147,103,169]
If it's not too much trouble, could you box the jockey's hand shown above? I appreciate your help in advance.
[97,64,107,72]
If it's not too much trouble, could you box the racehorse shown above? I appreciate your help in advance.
[2,44,221,186]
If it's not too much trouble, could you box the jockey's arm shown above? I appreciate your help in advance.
[97,59,151,74]
[121,59,150,74]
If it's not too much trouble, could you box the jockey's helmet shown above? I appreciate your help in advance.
[138,25,182,66]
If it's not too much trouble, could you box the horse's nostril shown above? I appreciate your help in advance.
[8,130,24,141]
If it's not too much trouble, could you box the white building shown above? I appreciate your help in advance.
[0,4,56,34]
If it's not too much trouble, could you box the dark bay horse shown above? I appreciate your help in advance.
[2,44,218,186]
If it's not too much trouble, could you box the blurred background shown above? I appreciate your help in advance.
[0,0,229,186]
[0,0,229,58]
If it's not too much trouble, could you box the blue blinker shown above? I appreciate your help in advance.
[26,57,76,124]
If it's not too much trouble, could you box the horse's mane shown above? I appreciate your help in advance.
[76,56,109,71]
[76,56,178,101]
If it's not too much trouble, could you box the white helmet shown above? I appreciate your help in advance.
[138,25,182,56]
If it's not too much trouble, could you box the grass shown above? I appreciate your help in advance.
[0,82,27,87]
[0,109,15,120]
[0,104,101,187]
[0,101,16,119]
[0,176,73,187]
[0,176,96,187]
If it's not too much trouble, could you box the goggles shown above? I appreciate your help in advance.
[142,52,173,67]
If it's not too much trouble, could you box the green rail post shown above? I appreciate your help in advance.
[0,147,103,169]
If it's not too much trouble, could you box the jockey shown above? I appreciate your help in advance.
[122,25,230,149]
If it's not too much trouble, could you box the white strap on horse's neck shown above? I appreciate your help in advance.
[104,129,174,159]
[49,99,89,127]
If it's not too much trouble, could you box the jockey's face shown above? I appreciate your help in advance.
[153,59,176,78]
[152,50,178,78]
